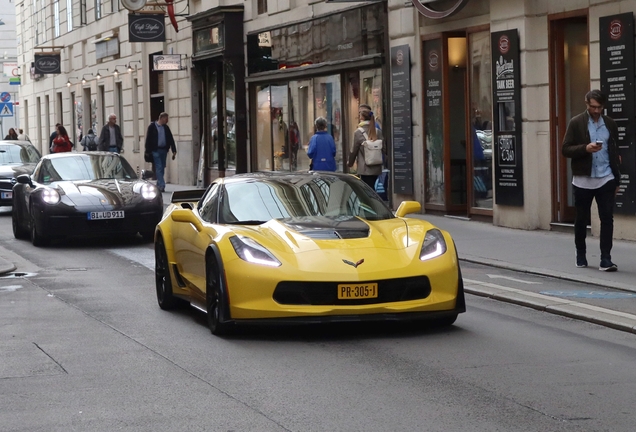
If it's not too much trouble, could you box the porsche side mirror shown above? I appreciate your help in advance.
[171,208,203,231]
[16,174,33,187]
[395,201,421,218]
[141,170,155,180]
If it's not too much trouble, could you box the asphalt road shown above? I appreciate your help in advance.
[1,211,635,431]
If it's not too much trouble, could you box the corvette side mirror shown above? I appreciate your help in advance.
[395,201,421,218]
[171,208,203,231]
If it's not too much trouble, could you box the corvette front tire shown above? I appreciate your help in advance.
[155,237,178,310]
[206,256,232,336]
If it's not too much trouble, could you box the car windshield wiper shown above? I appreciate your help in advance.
[227,220,267,225]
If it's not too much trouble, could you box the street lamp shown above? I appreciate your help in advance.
[66,76,78,87]
[81,74,91,84]
[95,69,108,80]
[127,61,141,73]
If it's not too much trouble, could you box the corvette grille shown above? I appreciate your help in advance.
[273,276,431,306]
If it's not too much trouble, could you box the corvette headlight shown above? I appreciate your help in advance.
[230,235,281,267]
[42,188,60,205]
[141,183,158,200]
[420,229,447,261]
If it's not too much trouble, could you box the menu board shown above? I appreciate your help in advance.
[491,30,524,206]
[390,45,413,194]
[600,13,636,214]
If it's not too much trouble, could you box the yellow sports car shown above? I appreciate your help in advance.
[154,172,465,335]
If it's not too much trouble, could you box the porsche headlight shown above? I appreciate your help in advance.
[141,183,158,200]
[420,229,447,261]
[42,188,60,205]
[230,235,281,267]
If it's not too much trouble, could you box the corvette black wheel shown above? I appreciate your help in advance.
[30,208,49,247]
[12,204,28,240]
[433,313,458,327]
[206,256,231,336]
[155,237,177,310]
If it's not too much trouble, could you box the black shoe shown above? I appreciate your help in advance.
[576,253,587,268]
[599,259,617,272]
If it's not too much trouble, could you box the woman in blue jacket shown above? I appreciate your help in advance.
[307,117,337,171]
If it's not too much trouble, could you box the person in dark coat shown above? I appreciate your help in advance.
[562,89,621,271]
[144,112,177,192]
[97,113,124,153]
[4,128,18,140]
[307,117,336,172]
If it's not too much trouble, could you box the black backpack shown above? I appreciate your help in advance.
[86,135,97,151]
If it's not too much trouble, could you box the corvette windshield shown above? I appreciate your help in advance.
[38,154,137,183]
[220,175,395,223]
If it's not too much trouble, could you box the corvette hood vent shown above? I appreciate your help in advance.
[279,216,370,239]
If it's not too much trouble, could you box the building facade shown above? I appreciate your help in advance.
[15,0,636,240]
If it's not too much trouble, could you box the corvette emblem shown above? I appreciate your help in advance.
[343,259,364,268]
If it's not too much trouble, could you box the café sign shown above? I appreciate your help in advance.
[34,54,61,74]
[128,14,165,43]
[152,54,183,71]
[411,0,470,19]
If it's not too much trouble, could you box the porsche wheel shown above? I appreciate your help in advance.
[12,204,28,240]
[206,256,231,336]
[30,208,49,247]
[155,237,178,310]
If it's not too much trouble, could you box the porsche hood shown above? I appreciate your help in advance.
[55,179,149,208]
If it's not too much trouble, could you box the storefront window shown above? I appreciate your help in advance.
[469,31,493,209]
[271,85,289,170]
[208,68,219,169]
[255,84,272,171]
[225,62,236,171]
[312,75,342,171]
[289,79,313,171]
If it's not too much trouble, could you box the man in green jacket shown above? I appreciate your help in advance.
[562,89,620,271]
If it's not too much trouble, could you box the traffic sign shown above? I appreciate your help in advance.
[0,92,10,102]
[0,102,13,117]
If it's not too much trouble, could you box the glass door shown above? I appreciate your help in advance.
[289,79,313,171]
[313,75,343,171]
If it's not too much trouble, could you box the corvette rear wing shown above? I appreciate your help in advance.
[170,189,206,204]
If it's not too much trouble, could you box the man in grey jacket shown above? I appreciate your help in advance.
[97,113,124,153]
[562,89,621,271]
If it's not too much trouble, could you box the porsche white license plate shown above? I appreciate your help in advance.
[337,283,378,299]
[87,210,125,220]
[1,191,11,199]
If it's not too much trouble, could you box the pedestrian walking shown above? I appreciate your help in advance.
[348,106,385,189]
[51,125,73,153]
[80,129,98,151]
[144,112,177,192]
[307,117,337,172]
[562,89,621,271]
[49,123,61,152]
[4,128,18,140]
[97,113,123,153]
[17,128,30,142]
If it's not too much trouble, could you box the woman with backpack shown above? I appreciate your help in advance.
[81,129,98,151]
[348,107,385,189]
[51,125,73,153]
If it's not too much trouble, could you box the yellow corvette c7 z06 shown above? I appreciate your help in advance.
[154,172,465,335]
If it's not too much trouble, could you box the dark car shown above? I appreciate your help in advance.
[12,151,163,246]
[0,140,41,206]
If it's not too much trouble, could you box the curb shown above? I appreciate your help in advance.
[0,259,16,276]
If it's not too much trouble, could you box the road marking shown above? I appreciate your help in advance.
[540,290,636,299]
[0,285,22,292]
[487,274,542,284]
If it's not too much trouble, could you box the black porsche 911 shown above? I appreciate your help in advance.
[0,140,41,206]
[12,151,163,246]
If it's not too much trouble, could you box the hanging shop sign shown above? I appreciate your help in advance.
[599,12,636,214]
[491,30,523,206]
[411,0,470,19]
[152,54,183,71]
[128,14,165,42]
[33,53,61,74]
[390,45,413,195]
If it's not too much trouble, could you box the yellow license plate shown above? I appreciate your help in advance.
[337,283,378,299]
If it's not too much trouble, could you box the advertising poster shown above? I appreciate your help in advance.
[491,30,523,206]
[390,45,413,194]
[599,13,636,214]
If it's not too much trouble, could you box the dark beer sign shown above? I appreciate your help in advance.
[34,54,61,74]
[129,14,165,43]
[390,45,413,195]
[491,30,523,206]
[599,13,636,214]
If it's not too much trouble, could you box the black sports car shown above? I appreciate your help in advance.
[0,140,41,206]
[12,152,163,246]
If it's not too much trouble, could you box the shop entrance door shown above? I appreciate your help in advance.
[550,15,589,223]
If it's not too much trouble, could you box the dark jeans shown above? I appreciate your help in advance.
[573,181,615,260]
[360,175,378,190]
[152,148,169,189]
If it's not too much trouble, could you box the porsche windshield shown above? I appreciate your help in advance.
[0,144,40,165]
[220,175,395,223]
[38,154,137,183]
